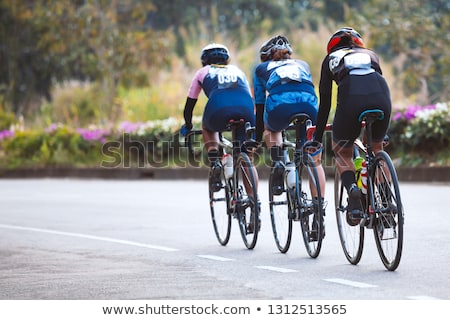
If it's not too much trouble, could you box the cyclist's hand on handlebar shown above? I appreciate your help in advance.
[180,123,193,137]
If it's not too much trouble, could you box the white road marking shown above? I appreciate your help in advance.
[197,255,234,261]
[407,296,440,300]
[324,278,377,288]
[0,224,179,252]
[256,266,298,273]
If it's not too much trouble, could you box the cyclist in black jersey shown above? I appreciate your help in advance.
[314,27,392,223]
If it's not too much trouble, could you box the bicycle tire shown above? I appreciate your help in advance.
[269,164,293,253]
[209,165,232,246]
[371,151,404,271]
[334,168,364,265]
[298,153,324,258]
[235,152,259,249]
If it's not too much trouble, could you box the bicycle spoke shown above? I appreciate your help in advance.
[372,151,404,271]
[334,169,364,265]
[236,153,259,249]
[269,170,292,253]
[298,155,324,258]
[209,165,232,246]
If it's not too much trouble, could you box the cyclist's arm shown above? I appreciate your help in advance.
[183,97,197,129]
[255,103,264,143]
[253,68,267,143]
[184,67,209,128]
[315,57,333,143]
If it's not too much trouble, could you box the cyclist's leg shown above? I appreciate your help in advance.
[202,128,220,157]
[264,98,290,162]
[333,120,363,224]
[234,100,259,195]
[203,102,225,191]
[310,151,326,198]
[202,100,222,162]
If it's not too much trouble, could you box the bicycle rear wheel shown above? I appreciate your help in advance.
[235,152,259,249]
[209,165,232,246]
[298,154,324,258]
[334,168,364,265]
[371,151,404,271]
[269,164,293,253]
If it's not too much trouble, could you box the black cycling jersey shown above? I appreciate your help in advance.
[315,46,391,147]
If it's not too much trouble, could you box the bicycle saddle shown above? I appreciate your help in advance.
[288,113,311,125]
[358,109,384,123]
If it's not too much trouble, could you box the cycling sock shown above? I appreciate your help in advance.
[207,149,220,164]
[341,170,356,192]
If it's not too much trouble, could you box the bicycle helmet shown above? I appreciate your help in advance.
[259,35,293,62]
[200,43,230,66]
[326,27,364,54]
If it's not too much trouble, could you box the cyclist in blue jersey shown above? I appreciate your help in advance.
[181,43,258,190]
[314,27,392,225]
[253,35,326,227]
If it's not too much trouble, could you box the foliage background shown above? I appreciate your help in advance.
[0,0,449,168]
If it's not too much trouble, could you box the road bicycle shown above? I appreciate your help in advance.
[268,113,325,258]
[185,119,261,249]
[334,109,404,271]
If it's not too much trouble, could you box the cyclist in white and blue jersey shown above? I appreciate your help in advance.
[253,35,326,201]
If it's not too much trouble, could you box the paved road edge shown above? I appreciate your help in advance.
[0,166,449,182]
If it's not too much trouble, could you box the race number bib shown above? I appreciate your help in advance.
[209,66,240,89]
[275,64,301,82]
[344,52,371,70]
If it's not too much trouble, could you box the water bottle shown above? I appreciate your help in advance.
[286,162,296,188]
[354,156,364,189]
[360,160,367,194]
[222,154,233,179]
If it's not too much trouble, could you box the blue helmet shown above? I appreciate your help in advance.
[200,43,230,66]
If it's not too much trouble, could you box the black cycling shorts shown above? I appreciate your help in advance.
[333,72,391,147]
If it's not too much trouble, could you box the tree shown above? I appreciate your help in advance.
[348,0,450,104]
[0,0,171,121]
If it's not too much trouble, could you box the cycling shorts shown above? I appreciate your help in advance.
[203,87,255,144]
[333,72,391,147]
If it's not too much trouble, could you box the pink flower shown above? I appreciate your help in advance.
[0,129,14,140]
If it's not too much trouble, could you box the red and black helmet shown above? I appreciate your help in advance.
[327,27,364,54]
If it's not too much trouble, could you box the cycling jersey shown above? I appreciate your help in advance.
[315,47,391,147]
[254,59,318,137]
[187,64,255,142]
[188,64,252,99]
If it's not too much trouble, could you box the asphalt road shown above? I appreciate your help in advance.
[1,178,449,300]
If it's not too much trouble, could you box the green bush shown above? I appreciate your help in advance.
[0,126,105,168]
[1,104,449,169]
[0,108,15,130]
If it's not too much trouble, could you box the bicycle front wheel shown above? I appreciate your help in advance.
[298,154,324,258]
[209,165,232,246]
[334,168,364,265]
[235,152,259,249]
[269,164,293,253]
[371,151,404,271]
